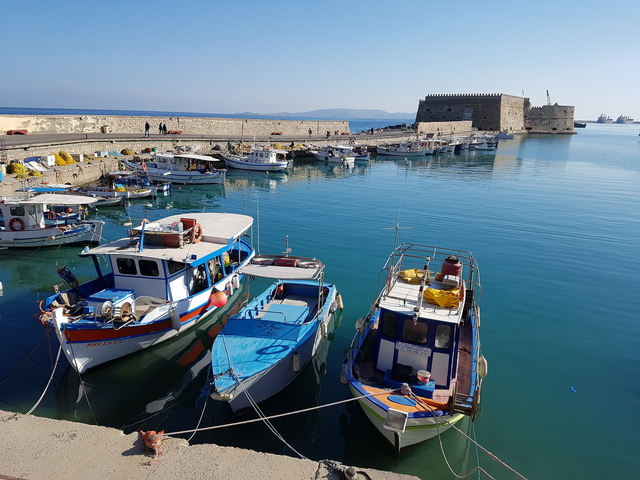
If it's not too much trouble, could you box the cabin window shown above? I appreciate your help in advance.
[139,259,160,277]
[117,258,137,275]
[380,310,397,338]
[402,320,428,344]
[10,206,26,216]
[167,261,185,274]
[435,324,452,349]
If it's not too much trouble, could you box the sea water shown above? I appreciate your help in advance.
[0,122,639,480]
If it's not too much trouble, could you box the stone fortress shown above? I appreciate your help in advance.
[415,93,575,134]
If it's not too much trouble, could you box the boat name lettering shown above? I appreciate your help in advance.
[395,342,431,356]
[87,340,124,347]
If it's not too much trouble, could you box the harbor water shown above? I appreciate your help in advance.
[0,122,639,479]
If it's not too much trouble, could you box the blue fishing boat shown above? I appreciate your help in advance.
[343,243,487,455]
[209,251,342,413]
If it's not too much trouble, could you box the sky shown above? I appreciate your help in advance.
[1,0,638,121]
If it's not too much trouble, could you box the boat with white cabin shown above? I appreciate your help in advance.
[124,153,226,185]
[39,212,255,373]
[221,147,290,172]
[377,141,436,156]
[0,193,104,248]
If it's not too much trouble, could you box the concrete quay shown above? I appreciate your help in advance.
[0,409,418,480]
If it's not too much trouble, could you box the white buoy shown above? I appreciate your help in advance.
[0,281,3,296]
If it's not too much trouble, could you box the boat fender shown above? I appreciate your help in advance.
[336,293,344,310]
[340,359,348,385]
[225,281,233,296]
[170,309,181,330]
[478,355,488,378]
[232,275,240,290]
[293,349,300,372]
[210,391,234,402]
[355,317,366,333]
[321,320,328,338]
[8,217,25,231]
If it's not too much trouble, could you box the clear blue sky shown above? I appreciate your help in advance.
[1,0,638,121]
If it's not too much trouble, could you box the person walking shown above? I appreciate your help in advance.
[159,122,163,135]
[144,122,150,137]
[163,123,167,135]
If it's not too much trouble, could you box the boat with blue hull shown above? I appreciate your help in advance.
[343,243,487,455]
[210,253,342,413]
[39,212,255,373]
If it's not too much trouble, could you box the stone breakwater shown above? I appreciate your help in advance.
[0,114,350,137]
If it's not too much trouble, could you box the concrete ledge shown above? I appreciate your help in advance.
[0,410,418,480]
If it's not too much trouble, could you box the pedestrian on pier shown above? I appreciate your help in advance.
[163,123,167,135]
[159,122,163,135]
[144,122,150,137]
[308,128,312,136]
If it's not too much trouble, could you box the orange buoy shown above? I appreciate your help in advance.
[211,290,228,307]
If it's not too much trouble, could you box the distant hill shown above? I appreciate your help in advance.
[233,108,415,120]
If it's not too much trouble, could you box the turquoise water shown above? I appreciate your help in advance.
[1,123,639,479]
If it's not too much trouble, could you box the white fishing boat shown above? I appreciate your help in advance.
[376,141,435,156]
[221,147,290,172]
[210,251,342,412]
[124,153,226,185]
[312,145,358,165]
[343,243,486,455]
[39,212,255,373]
[495,130,515,139]
[0,193,104,249]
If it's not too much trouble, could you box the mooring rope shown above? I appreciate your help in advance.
[25,344,61,415]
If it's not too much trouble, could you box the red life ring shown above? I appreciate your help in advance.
[9,218,25,231]
[191,223,203,243]
[141,162,147,171]
[48,211,57,219]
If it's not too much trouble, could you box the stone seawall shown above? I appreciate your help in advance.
[0,114,350,137]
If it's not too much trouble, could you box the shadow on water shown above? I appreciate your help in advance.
[55,283,250,429]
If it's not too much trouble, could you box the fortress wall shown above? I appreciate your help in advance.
[415,121,473,135]
[524,105,575,133]
[416,93,575,133]
[0,115,350,137]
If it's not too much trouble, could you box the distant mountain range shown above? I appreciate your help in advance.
[233,108,415,120]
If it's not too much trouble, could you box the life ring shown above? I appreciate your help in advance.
[48,211,57,219]
[191,223,203,243]
[324,156,329,161]
[9,218,25,231]
[141,162,147,171]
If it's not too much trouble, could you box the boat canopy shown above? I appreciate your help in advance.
[239,255,324,280]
